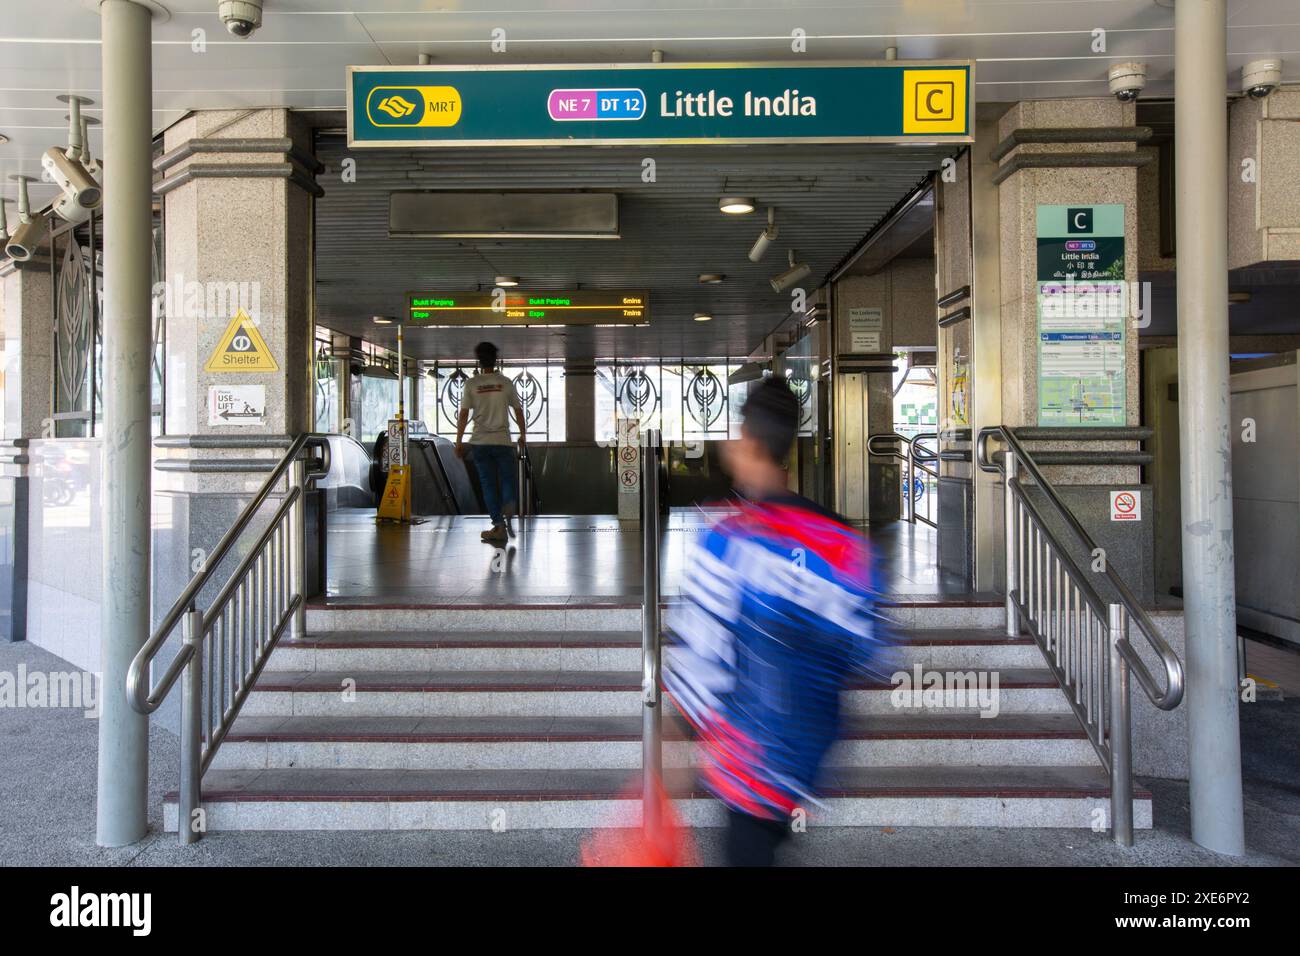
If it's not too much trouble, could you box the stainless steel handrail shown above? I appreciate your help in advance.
[867,432,938,528]
[516,445,533,518]
[977,425,1185,846]
[127,432,330,844]
[640,428,663,832]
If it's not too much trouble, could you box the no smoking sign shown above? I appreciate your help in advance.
[1109,490,1141,522]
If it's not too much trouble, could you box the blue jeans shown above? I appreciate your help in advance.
[471,444,517,525]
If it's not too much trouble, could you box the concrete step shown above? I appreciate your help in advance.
[240,667,1067,719]
[167,765,1149,832]
[265,627,1043,673]
[210,713,1097,772]
[305,603,640,634]
[303,599,1006,635]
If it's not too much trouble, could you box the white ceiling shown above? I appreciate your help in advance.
[3,0,1299,208]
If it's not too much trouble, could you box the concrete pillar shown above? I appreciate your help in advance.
[1,265,54,441]
[994,98,1144,441]
[987,97,1155,602]
[95,0,155,848]
[1174,0,1245,856]
[833,261,931,522]
[565,362,596,443]
[156,108,319,439]
[151,107,321,691]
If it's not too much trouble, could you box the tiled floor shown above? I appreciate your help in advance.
[322,508,982,606]
[1242,637,1300,696]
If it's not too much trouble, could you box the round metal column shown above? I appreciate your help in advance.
[1174,0,1245,856]
[95,0,156,847]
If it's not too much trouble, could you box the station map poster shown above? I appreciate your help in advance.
[1035,204,1127,427]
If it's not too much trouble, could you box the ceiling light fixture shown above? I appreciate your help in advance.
[719,196,755,215]
[494,275,519,287]
[698,273,725,284]
[694,312,713,322]
[749,207,778,262]
[372,315,393,325]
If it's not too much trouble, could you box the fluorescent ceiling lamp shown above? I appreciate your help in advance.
[698,273,725,284]
[495,276,519,287]
[719,196,755,215]
[693,312,713,322]
[372,316,393,324]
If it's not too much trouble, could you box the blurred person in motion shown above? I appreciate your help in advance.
[455,341,527,544]
[663,377,887,866]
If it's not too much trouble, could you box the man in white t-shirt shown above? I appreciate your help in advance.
[454,341,527,544]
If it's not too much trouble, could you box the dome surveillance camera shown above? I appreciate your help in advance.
[218,0,262,38]
[1108,62,1147,102]
[1242,59,1282,99]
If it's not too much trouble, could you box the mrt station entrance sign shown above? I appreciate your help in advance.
[347,61,973,147]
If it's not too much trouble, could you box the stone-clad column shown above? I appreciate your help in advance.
[990,98,1157,604]
[150,108,323,668]
[156,108,322,440]
[1,264,54,441]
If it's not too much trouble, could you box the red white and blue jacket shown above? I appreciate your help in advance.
[663,494,890,820]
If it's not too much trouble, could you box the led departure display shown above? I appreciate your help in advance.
[407,290,649,326]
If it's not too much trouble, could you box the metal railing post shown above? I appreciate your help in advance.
[1108,603,1134,847]
[905,442,916,524]
[1004,452,1019,637]
[178,607,203,846]
[516,449,529,519]
[641,428,663,832]
[288,455,307,640]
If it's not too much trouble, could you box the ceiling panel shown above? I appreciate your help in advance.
[313,137,950,362]
[1,1,1297,247]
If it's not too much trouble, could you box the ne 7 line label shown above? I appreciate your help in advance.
[548,88,646,121]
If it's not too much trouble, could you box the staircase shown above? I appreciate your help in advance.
[164,598,1151,833]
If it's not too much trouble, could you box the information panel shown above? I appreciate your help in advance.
[349,62,972,147]
[1035,204,1127,427]
[408,290,649,327]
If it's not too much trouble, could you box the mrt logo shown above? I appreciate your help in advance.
[902,69,968,135]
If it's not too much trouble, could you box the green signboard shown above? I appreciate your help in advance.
[408,290,648,327]
[1035,204,1127,427]
[348,61,972,147]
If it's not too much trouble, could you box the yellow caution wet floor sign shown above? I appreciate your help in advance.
[205,309,279,373]
[377,464,412,522]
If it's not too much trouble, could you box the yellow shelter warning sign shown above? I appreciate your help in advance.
[204,309,279,373]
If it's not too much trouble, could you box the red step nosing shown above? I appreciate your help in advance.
[223,728,1086,745]
[168,786,1150,803]
[251,678,1059,693]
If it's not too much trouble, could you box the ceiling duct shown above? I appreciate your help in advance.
[389,191,619,239]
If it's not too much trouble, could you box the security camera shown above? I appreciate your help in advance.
[748,207,778,263]
[770,251,811,293]
[1242,59,1282,99]
[1108,62,1147,102]
[42,147,102,214]
[218,0,263,38]
[6,219,41,262]
[5,176,40,262]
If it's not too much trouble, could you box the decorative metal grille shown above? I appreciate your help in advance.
[50,211,166,437]
[683,366,725,431]
[510,369,546,430]
[54,227,95,431]
[617,367,659,421]
[438,368,468,425]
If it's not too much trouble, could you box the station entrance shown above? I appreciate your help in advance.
[306,134,965,604]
